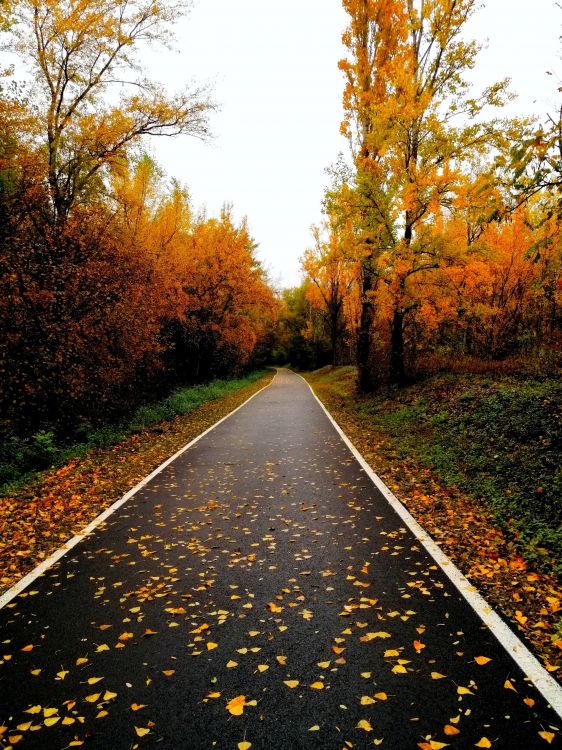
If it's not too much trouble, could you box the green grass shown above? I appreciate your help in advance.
[0,370,270,496]
[312,368,562,573]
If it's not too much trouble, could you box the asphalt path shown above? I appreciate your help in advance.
[0,369,561,749]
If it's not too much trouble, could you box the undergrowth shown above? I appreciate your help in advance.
[0,370,269,496]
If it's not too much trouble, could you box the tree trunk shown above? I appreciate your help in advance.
[389,308,406,385]
[356,267,376,392]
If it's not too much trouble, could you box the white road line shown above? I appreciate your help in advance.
[0,374,277,611]
[301,372,562,720]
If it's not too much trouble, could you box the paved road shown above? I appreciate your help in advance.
[1,370,561,749]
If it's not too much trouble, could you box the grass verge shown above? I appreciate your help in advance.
[0,372,271,495]
[305,366,562,675]
[0,370,274,594]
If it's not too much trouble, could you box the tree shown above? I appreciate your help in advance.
[301,219,355,366]
[7,0,213,222]
[339,0,509,387]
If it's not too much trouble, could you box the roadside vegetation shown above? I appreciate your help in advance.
[0,370,274,595]
[306,366,562,673]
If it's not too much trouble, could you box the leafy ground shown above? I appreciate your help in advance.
[305,366,562,675]
[0,371,274,595]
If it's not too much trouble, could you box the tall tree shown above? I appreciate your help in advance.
[7,0,213,222]
[340,0,508,387]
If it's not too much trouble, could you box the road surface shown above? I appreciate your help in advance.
[0,369,560,749]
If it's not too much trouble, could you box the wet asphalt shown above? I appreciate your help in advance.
[0,369,560,749]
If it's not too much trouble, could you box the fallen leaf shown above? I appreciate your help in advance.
[226,695,247,716]
[310,681,324,689]
[357,719,373,732]
[135,726,150,737]
[475,739,491,749]
[539,731,555,744]
[284,680,299,688]
[474,656,491,666]
[444,725,460,735]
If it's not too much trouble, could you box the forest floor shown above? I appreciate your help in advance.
[305,366,562,675]
[0,371,274,596]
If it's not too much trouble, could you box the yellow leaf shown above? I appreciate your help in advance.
[43,708,58,718]
[284,680,299,688]
[84,693,101,703]
[30,669,41,676]
[392,664,407,674]
[504,680,516,691]
[309,726,320,732]
[360,696,376,705]
[76,658,88,666]
[162,670,175,676]
[69,741,84,747]
[357,719,373,732]
[96,645,109,653]
[62,717,75,725]
[539,731,555,744]
[135,726,150,737]
[21,644,33,652]
[475,739,491,748]
[87,677,103,685]
[444,725,460,735]
[238,743,252,750]
[207,642,218,651]
[16,723,32,731]
[361,672,372,678]
[25,706,42,715]
[257,664,269,673]
[413,640,426,652]
[226,660,238,668]
[44,717,60,727]
[317,661,330,668]
[8,735,23,744]
[226,695,247,716]
[384,650,400,658]
[474,656,491,666]
[374,692,387,701]
[103,691,117,701]
[310,681,324,689]
[96,710,108,719]
[276,655,287,665]
[457,686,473,695]
[431,672,446,680]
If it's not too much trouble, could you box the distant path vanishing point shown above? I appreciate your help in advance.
[0,369,560,748]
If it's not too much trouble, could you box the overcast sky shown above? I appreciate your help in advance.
[146,1,561,288]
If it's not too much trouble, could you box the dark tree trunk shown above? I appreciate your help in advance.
[356,268,376,392]
[389,308,406,385]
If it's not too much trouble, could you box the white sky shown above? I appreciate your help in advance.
[10,1,562,288]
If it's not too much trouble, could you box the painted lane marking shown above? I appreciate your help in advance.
[301,372,562,720]
[0,373,278,611]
